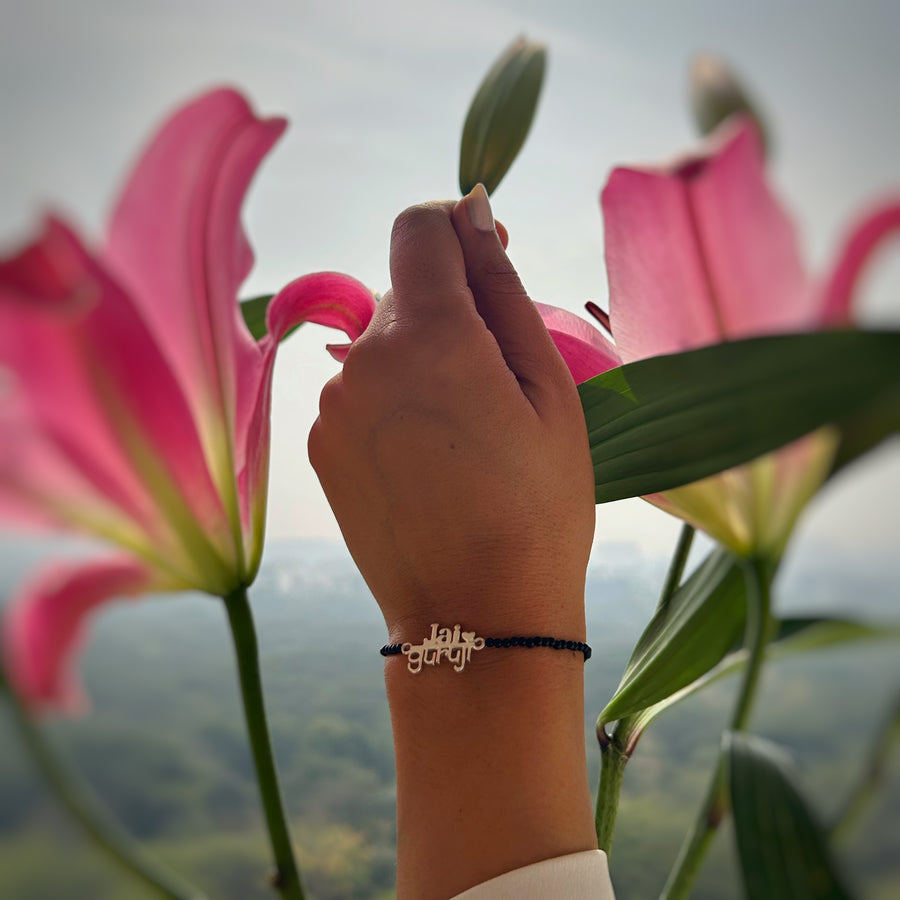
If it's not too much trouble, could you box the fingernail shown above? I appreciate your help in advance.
[466,183,495,233]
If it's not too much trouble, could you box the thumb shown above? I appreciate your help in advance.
[451,184,569,408]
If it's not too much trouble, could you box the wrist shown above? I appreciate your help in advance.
[384,628,597,900]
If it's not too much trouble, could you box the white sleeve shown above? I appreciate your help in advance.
[448,849,615,899]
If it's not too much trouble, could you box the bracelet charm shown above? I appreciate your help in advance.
[399,623,485,673]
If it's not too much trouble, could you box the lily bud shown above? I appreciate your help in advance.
[459,37,546,196]
[689,53,770,154]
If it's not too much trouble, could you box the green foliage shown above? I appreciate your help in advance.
[240,295,305,344]
[599,549,745,725]
[2,546,897,899]
[726,731,855,899]
[241,295,275,340]
[578,330,900,503]
[459,37,546,195]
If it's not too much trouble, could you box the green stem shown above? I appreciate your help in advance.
[656,525,695,614]
[660,557,772,900]
[595,731,628,853]
[224,588,305,900]
[0,665,205,899]
[830,695,900,841]
[593,525,696,854]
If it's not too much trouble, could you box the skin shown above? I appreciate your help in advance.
[309,189,598,899]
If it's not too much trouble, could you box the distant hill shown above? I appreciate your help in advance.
[0,535,897,899]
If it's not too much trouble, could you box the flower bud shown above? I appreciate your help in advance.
[689,53,770,154]
[459,37,546,196]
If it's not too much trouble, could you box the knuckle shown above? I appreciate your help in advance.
[307,417,326,469]
[317,372,345,418]
[482,263,525,296]
[391,202,452,247]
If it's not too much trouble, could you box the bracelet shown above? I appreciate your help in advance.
[380,623,591,673]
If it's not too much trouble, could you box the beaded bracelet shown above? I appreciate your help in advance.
[380,623,591,673]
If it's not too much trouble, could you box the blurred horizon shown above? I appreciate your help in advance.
[1,534,898,898]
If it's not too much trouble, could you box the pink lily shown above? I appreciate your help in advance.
[539,117,900,557]
[0,88,375,711]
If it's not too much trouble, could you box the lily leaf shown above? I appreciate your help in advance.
[241,295,275,341]
[240,295,304,344]
[459,37,546,196]
[829,384,900,477]
[579,330,900,504]
[617,615,898,741]
[598,548,745,725]
[726,731,855,899]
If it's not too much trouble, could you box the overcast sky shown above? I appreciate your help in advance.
[2,0,898,563]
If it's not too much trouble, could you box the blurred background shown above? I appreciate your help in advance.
[1,1,898,897]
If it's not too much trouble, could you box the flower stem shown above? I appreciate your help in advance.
[224,588,306,900]
[660,556,773,900]
[593,524,696,854]
[656,525,695,615]
[830,694,900,841]
[0,664,205,900]
[595,729,628,853]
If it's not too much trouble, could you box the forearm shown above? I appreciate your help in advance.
[385,609,597,900]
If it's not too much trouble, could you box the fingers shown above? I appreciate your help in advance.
[388,201,474,319]
[450,184,570,408]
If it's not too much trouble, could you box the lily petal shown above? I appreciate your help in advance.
[104,88,286,452]
[0,218,235,587]
[602,118,814,363]
[535,302,621,383]
[820,199,900,325]
[235,271,376,573]
[3,557,158,712]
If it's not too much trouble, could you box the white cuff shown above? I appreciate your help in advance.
[448,849,615,899]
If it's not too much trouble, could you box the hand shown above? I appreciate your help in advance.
[309,186,599,899]
[308,187,595,643]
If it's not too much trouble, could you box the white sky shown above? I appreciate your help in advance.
[1,0,898,561]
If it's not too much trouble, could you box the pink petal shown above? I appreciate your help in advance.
[820,199,900,325]
[0,218,232,567]
[3,557,156,713]
[104,88,286,445]
[264,271,377,344]
[602,118,815,363]
[535,303,621,383]
[235,272,376,557]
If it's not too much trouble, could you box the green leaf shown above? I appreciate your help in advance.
[620,615,898,740]
[240,294,305,344]
[459,37,546,196]
[598,548,746,725]
[830,384,900,477]
[240,295,275,341]
[579,330,900,504]
[726,731,855,899]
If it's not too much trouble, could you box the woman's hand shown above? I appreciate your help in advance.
[308,187,595,643]
[308,186,599,900]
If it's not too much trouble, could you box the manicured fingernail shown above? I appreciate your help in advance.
[466,183,495,233]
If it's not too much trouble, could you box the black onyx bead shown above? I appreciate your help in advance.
[543,637,552,647]
[525,638,534,648]
[502,638,511,647]
[566,641,576,650]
